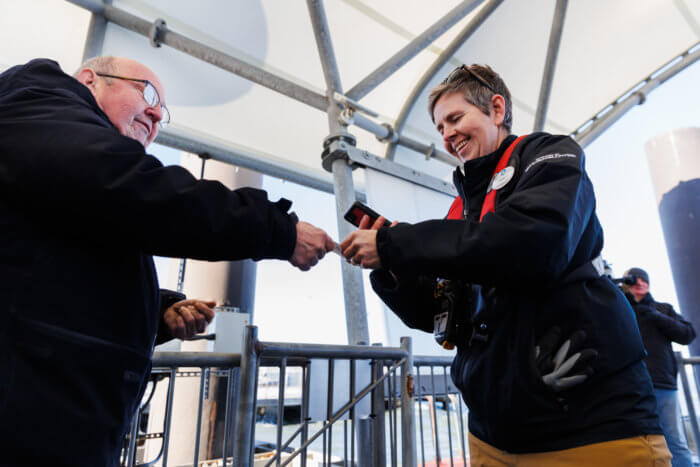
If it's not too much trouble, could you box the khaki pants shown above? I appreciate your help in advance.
[468,432,671,466]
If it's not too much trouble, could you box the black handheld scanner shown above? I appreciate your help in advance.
[344,201,391,228]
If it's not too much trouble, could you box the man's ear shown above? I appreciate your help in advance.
[75,68,98,93]
[490,94,506,127]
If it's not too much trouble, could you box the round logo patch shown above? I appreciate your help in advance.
[491,166,515,191]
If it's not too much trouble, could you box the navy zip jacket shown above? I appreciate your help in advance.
[626,292,696,389]
[0,59,297,466]
[371,133,661,453]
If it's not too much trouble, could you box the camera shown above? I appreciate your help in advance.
[612,274,637,286]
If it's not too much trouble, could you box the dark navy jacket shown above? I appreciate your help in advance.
[371,133,661,453]
[626,292,696,390]
[0,59,297,466]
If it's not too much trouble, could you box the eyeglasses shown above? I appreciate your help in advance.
[96,73,170,127]
[442,65,497,95]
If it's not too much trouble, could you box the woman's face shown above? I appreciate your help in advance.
[433,91,502,163]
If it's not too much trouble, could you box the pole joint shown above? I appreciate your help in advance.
[376,123,399,144]
[321,134,357,172]
[149,18,167,48]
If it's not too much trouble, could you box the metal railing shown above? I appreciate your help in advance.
[676,352,700,458]
[121,327,468,466]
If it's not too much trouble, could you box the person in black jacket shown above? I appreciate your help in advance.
[0,57,334,466]
[624,267,696,467]
[341,64,669,465]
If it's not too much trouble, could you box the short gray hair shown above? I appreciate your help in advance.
[73,56,118,80]
[428,64,513,131]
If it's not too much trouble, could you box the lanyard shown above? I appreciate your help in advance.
[446,135,526,222]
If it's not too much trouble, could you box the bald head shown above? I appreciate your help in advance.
[74,56,167,148]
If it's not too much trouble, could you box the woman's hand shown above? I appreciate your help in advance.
[340,215,397,269]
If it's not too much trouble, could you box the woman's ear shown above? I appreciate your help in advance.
[490,94,506,127]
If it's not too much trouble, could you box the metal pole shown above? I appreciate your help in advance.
[429,366,441,464]
[125,409,140,467]
[455,394,467,464]
[280,358,406,467]
[326,359,335,465]
[347,113,454,166]
[371,346,386,467]
[276,358,287,467]
[400,337,417,467]
[442,369,454,467]
[306,0,370,345]
[155,125,365,202]
[346,0,485,101]
[386,364,397,467]
[385,0,504,161]
[573,42,700,148]
[259,341,405,361]
[81,0,111,62]
[222,368,236,467]
[533,0,568,132]
[677,352,700,452]
[162,369,177,466]
[350,359,356,466]
[67,1,331,111]
[233,326,259,467]
[301,364,310,467]
[192,368,208,465]
[357,417,374,467]
[415,366,426,467]
[70,0,462,168]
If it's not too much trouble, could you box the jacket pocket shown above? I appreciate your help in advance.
[456,309,564,449]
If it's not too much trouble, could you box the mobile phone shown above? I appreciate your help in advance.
[344,201,391,228]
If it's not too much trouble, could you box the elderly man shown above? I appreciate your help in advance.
[0,57,333,465]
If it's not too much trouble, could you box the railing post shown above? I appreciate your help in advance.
[371,344,386,467]
[401,337,417,467]
[233,325,259,467]
[677,351,700,452]
[357,416,374,467]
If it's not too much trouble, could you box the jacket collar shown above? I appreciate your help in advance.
[639,292,654,305]
[453,134,518,200]
[8,59,115,131]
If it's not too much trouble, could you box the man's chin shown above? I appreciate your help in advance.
[123,129,148,148]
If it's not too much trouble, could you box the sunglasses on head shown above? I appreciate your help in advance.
[442,65,497,95]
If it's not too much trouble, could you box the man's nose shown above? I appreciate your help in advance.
[145,105,163,124]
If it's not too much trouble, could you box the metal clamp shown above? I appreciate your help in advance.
[332,92,379,118]
[425,143,436,161]
[376,122,398,144]
[149,18,167,48]
[338,108,355,126]
[634,90,647,105]
[321,134,357,173]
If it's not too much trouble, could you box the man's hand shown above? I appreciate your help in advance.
[535,326,598,392]
[289,221,335,271]
[163,299,216,340]
[341,215,396,269]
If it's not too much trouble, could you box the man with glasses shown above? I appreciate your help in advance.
[342,64,669,465]
[0,57,334,465]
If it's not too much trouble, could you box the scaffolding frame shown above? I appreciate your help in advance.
[67,0,700,345]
